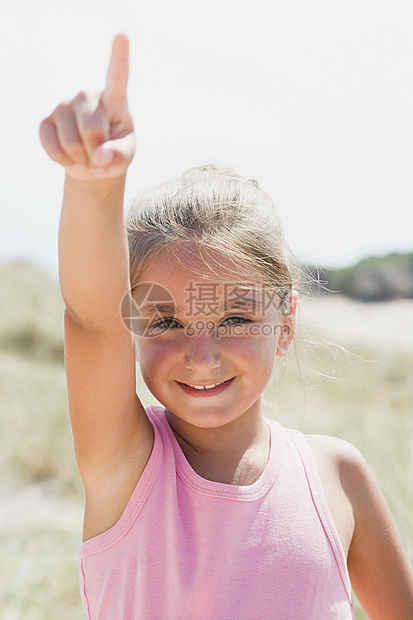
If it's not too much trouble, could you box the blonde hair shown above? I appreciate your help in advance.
[126,165,301,305]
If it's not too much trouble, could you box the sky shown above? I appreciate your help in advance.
[1,0,412,278]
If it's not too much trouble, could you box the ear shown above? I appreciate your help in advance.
[276,290,298,357]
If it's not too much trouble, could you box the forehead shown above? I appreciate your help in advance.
[136,249,283,318]
[139,248,261,294]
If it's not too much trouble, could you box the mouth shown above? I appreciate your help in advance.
[177,377,234,397]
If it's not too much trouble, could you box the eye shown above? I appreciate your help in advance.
[146,318,182,334]
[220,315,253,326]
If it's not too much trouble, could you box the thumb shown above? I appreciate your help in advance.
[91,133,136,177]
[91,143,114,166]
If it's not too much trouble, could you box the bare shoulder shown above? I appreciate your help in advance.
[304,433,360,559]
[305,432,363,465]
[305,432,372,501]
[305,433,368,513]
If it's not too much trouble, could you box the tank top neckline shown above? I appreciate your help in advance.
[148,405,285,501]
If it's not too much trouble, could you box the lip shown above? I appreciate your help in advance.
[177,377,234,397]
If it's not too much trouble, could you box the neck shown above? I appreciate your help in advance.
[164,403,270,485]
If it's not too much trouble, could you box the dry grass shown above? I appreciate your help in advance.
[1,263,412,619]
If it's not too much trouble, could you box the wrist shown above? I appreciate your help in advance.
[64,173,127,205]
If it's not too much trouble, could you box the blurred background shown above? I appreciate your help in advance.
[1,1,412,618]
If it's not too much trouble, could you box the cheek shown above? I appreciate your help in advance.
[135,339,158,375]
[227,332,279,365]
[136,339,180,377]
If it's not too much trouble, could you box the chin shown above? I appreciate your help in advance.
[167,399,260,431]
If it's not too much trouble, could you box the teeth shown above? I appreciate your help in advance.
[187,382,224,390]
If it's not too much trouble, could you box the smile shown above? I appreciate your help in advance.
[185,382,225,390]
[177,377,234,396]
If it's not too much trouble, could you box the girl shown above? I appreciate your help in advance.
[40,35,413,619]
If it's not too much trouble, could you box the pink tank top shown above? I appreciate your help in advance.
[80,405,354,619]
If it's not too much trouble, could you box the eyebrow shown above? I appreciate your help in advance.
[139,304,178,316]
[226,298,261,310]
[139,299,262,316]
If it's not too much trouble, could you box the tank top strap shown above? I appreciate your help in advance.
[283,427,353,604]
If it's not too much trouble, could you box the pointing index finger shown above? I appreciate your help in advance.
[104,34,130,103]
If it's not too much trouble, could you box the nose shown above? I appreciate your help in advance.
[184,331,221,371]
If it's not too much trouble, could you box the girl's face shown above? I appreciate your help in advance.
[133,251,296,429]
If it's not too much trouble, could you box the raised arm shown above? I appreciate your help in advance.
[40,33,135,325]
[39,35,153,541]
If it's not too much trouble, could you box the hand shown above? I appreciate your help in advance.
[39,34,135,181]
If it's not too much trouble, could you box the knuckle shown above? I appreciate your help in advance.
[39,117,52,138]
[39,121,58,154]
[73,90,89,104]
[39,116,50,129]
[73,90,100,108]
[53,102,71,119]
